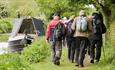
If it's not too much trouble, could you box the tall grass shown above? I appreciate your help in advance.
[21,37,50,64]
[0,53,30,70]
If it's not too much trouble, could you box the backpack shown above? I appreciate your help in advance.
[92,13,106,34]
[76,16,88,32]
[92,18,102,34]
[66,21,73,37]
[53,22,65,40]
[101,22,106,34]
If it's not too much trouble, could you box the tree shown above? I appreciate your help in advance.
[35,0,94,21]
[35,0,70,20]
[1,0,39,18]
[0,2,10,18]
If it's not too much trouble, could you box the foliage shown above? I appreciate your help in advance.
[0,18,12,33]
[35,0,68,19]
[21,37,50,64]
[0,2,10,18]
[17,5,32,16]
[0,53,30,70]
[68,0,115,22]
[35,0,94,20]
[1,0,39,18]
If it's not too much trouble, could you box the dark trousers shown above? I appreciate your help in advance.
[71,38,76,62]
[66,37,74,61]
[50,40,62,62]
[74,37,88,65]
[90,39,102,61]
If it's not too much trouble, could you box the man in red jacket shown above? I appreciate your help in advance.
[46,15,65,65]
[46,16,60,41]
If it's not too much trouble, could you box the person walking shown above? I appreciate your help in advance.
[65,15,75,63]
[46,15,65,65]
[71,10,92,67]
[89,12,106,63]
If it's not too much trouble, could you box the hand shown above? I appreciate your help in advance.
[46,39,49,43]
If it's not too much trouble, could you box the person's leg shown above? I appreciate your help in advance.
[87,39,90,55]
[55,40,62,65]
[50,41,56,62]
[95,39,102,62]
[66,38,72,61]
[75,37,80,66]
[78,37,88,67]
[90,39,95,63]
[71,38,75,63]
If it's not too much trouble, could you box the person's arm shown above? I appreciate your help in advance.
[87,16,93,32]
[46,23,51,41]
[71,17,77,31]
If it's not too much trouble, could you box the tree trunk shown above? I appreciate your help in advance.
[104,14,111,47]
[101,6,111,47]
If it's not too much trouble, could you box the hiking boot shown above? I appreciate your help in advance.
[90,59,94,63]
[56,61,60,65]
[54,61,60,65]
[75,63,79,67]
[75,64,79,67]
[54,59,60,65]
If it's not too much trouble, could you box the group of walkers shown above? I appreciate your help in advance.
[46,10,106,67]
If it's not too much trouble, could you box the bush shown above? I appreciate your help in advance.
[0,3,10,18]
[0,53,30,70]
[0,37,50,70]
[21,37,50,64]
[0,18,12,33]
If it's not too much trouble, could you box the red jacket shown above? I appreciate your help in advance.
[46,19,60,40]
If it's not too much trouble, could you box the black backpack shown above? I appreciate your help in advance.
[92,13,106,34]
[54,22,65,40]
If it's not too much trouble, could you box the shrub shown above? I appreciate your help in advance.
[0,53,30,70]
[0,18,12,33]
[0,3,10,18]
[0,37,50,70]
[21,37,50,64]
